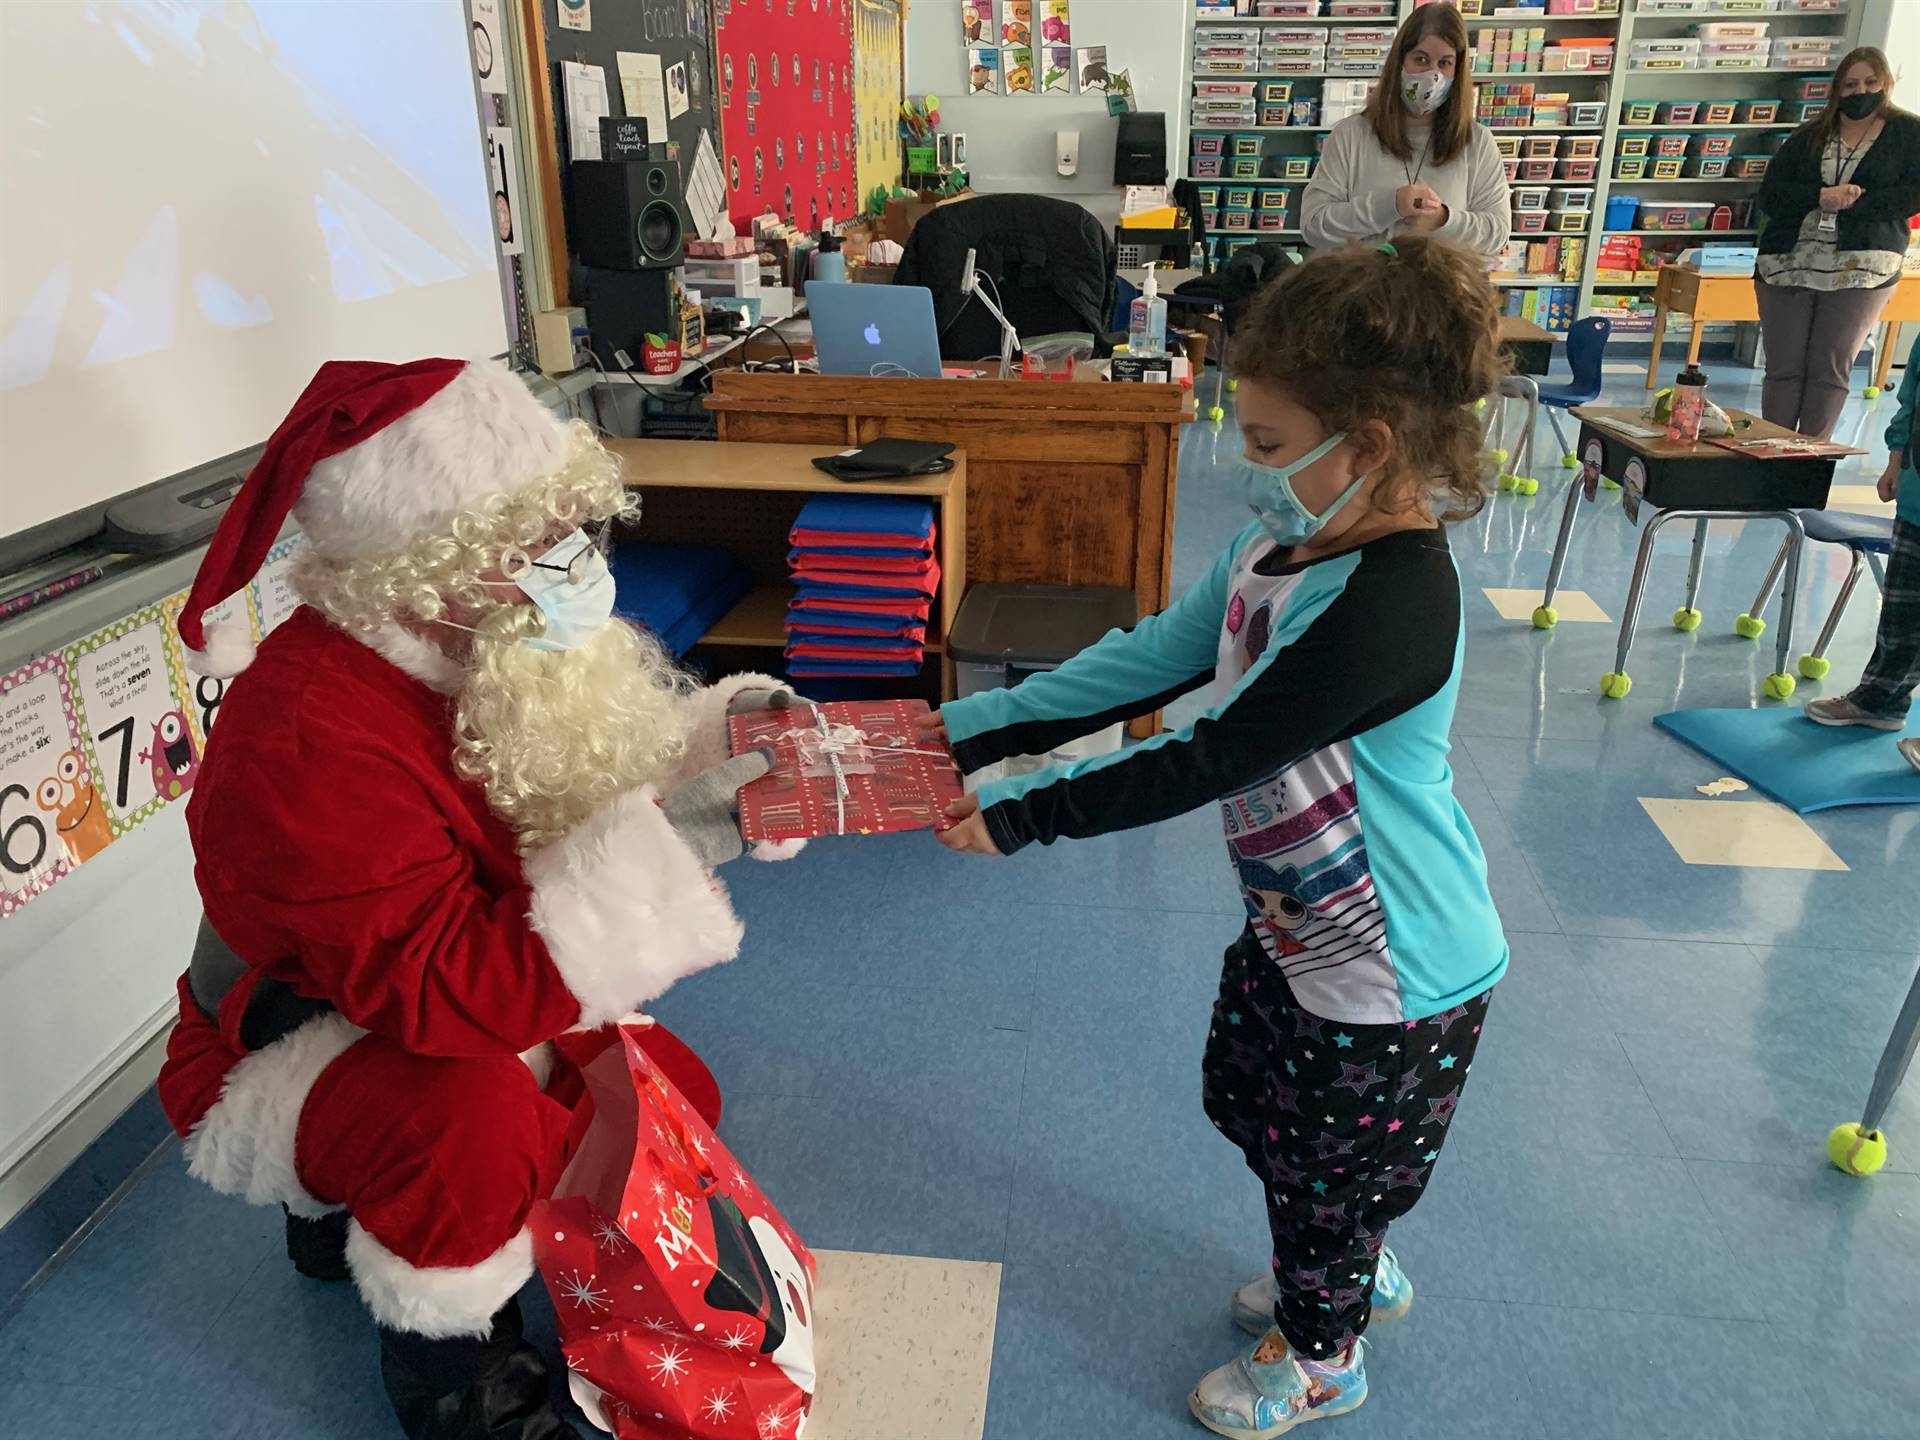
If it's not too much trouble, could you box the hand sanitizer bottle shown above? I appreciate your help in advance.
[1128,270,1168,359]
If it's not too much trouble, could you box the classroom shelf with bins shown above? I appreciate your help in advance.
[1187,0,1864,340]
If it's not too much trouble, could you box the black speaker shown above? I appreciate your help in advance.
[570,159,686,270]
[1113,112,1168,186]
[578,267,679,371]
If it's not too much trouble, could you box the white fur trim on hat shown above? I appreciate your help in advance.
[184,619,260,680]
[524,785,746,1027]
[293,363,569,560]
[183,1011,366,1219]
[346,1222,534,1339]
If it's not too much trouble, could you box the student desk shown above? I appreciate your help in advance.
[1644,268,1920,391]
[606,438,967,702]
[703,372,1193,735]
[1497,316,1553,378]
[1535,406,1848,701]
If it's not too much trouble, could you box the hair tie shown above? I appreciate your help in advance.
[1376,242,1399,259]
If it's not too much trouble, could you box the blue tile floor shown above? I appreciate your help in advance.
[5,359,1918,1439]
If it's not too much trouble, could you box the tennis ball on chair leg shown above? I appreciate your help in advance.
[1864,385,1881,400]
[1488,447,1510,465]
[1734,613,1767,640]
[1827,1123,1888,1176]
[1799,654,1831,680]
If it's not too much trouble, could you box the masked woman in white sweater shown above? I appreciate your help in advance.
[1302,3,1510,261]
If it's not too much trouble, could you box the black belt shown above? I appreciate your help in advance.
[189,918,339,1053]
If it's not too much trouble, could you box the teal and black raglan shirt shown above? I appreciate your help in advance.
[943,522,1507,1024]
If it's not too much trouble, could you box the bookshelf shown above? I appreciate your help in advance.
[1184,0,1867,347]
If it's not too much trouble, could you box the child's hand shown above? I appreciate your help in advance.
[1878,457,1903,505]
[937,794,1002,856]
[914,708,949,743]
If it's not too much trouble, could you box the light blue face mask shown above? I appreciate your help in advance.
[513,527,618,651]
[1238,432,1367,547]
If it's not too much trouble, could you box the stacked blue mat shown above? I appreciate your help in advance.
[609,543,751,658]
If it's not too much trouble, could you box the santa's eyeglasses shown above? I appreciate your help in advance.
[497,520,612,586]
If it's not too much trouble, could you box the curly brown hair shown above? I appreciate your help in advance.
[1233,237,1508,522]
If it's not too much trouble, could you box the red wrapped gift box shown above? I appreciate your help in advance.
[728,699,964,842]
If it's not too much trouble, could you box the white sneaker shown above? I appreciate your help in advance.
[1900,737,1920,774]
[1189,1333,1368,1439]
[1230,1249,1412,1337]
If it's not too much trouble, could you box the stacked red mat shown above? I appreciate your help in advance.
[785,494,940,679]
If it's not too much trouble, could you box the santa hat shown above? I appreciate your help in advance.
[177,359,571,677]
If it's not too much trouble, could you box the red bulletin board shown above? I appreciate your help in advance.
[714,0,856,232]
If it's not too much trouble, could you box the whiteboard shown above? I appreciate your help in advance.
[0,1,510,545]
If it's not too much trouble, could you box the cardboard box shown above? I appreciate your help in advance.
[881,190,974,246]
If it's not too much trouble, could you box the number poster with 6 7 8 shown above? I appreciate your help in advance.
[0,537,302,917]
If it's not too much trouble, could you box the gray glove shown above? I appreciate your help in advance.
[726,686,798,715]
[661,749,773,869]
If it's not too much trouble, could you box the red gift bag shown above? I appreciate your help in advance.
[533,1025,816,1439]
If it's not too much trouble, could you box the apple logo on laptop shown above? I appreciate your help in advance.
[863,323,882,346]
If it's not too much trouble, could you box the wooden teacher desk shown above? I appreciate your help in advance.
[703,371,1193,732]
[1644,267,1920,390]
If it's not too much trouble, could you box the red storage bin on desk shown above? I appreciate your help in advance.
[533,1025,817,1440]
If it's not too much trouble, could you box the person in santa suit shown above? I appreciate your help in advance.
[155,358,799,1440]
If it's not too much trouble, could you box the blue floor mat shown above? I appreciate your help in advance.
[1654,705,1920,813]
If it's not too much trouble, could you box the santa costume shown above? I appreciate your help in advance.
[156,359,790,1439]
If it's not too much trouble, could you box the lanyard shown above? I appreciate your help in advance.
[1403,133,1433,188]
[1827,126,1878,187]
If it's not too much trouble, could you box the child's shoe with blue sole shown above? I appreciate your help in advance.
[1230,1248,1412,1336]
[1189,1333,1368,1439]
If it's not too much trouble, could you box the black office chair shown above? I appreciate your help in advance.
[894,194,1117,363]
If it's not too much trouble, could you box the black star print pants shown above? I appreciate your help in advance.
[1200,928,1493,1356]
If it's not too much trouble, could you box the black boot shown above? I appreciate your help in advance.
[378,1298,583,1440]
[284,1205,350,1282]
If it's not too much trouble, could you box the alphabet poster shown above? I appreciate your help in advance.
[65,608,192,835]
[714,0,856,229]
[0,656,84,915]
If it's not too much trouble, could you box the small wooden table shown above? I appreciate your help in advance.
[1645,266,1920,390]
[1533,407,1852,701]
[605,438,967,702]
[1498,315,1553,377]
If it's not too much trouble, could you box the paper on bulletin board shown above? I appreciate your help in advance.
[1001,1,1031,47]
[1076,45,1108,92]
[1004,46,1035,95]
[687,130,728,241]
[64,607,195,837]
[617,50,670,147]
[0,655,88,916]
[251,537,305,638]
[856,0,907,211]
[488,127,525,256]
[1042,1,1071,45]
[562,61,610,162]
[558,0,591,33]
[471,0,507,95]
[962,1,987,46]
[968,47,1000,94]
[1043,46,1071,93]
[159,589,256,754]
[666,60,690,120]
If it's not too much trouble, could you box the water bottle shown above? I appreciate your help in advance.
[811,232,845,284]
[1128,270,1168,359]
[1666,363,1708,445]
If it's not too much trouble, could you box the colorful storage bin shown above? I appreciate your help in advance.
[1686,156,1731,178]
[1702,101,1739,125]
[1551,211,1589,234]
[1228,157,1261,179]
[1621,100,1659,125]
[1697,133,1737,157]
[1605,194,1640,230]
[1514,209,1550,234]
[1654,134,1691,157]
[1559,158,1598,182]
[1566,136,1602,160]
[1569,101,1606,126]
[1513,186,1551,210]
[1658,101,1701,125]
[1261,81,1294,104]
[1617,134,1652,158]
[1259,187,1289,210]
[1520,159,1557,181]
[1738,99,1780,124]
[1639,202,1714,233]
[1195,186,1220,207]
[1231,134,1264,157]
[1494,135,1523,158]
[1257,211,1289,231]
[1615,156,1647,180]
[1193,157,1224,178]
[1651,158,1685,179]
[1501,158,1521,180]
[1222,209,1253,231]
[1730,155,1770,178]
[1224,186,1255,209]
[1552,187,1594,212]
[1277,156,1313,179]
[1193,135,1225,157]
[1524,136,1562,159]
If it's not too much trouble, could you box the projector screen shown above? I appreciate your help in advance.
[0,0,510,546]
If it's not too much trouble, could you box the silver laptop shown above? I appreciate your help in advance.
[808,282,946,379]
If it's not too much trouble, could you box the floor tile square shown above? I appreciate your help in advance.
[1482,587,1613,623]
[1636,797,1848,870]
[808,1250,1000,1440]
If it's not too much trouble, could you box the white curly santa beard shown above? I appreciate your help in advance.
[453,617,693,850]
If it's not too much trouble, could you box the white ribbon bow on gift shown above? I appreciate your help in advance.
[791,704,948,835]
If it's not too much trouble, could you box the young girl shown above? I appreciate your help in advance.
[925,238,1508,1438]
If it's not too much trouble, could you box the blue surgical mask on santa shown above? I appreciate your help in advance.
[513,528,617,651]
[1237,432,1365,546]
